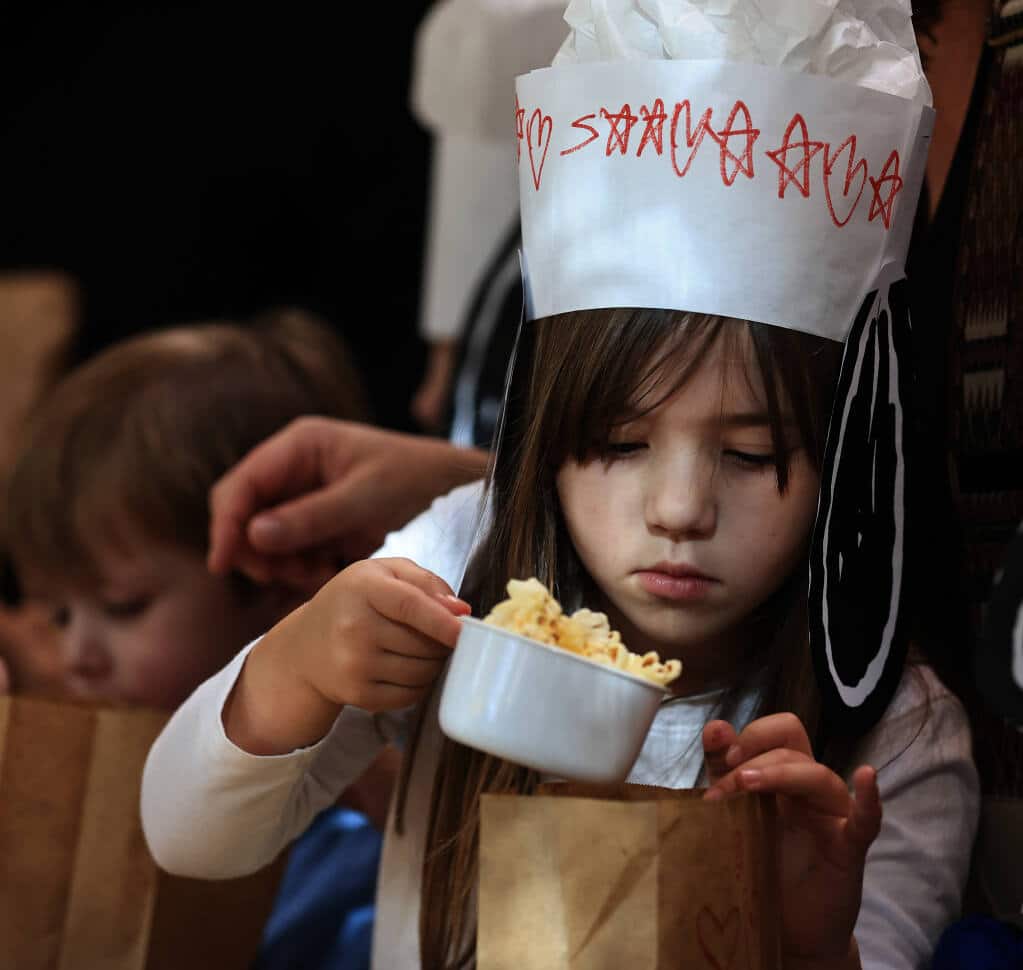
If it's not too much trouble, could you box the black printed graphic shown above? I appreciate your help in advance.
[975,524,1023,727]
[809,280,913,735]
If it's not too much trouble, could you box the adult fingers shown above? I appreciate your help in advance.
[702,720,739,786]
[721,712,814,769]
[844,765,882,851]
[245,474,377,558]
[208,418,345,574]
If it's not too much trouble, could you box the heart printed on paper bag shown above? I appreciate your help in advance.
[527,108,553,191]
[697,905,740,970]
[822,136,868,228]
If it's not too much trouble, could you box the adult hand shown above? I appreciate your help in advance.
[207,417,488,594]
[703,714,880,970]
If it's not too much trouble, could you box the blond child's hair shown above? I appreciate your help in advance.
[7,308,366,592]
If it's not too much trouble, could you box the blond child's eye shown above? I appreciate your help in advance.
[102,597,150,620]
[50,605,70,628]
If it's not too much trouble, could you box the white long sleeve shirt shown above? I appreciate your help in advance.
[141,481,979,970]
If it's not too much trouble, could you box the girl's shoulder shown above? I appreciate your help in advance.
[856,664,976,783]
[372,479,488,589]
[884,663,963,720]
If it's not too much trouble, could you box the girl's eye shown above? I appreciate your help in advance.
[604,441,646,458]
[724,449,777,468]
[102,597,151,620]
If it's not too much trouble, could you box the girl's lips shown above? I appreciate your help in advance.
[635,569,718,601]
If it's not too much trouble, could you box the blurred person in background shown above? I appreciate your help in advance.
[408,0,566,440]
[5,309,393,970]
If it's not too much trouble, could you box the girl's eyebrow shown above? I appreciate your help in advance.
[717,411,795,428]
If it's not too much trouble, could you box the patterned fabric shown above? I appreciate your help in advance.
[951,0,1023,621]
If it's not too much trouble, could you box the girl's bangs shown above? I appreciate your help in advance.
[538,309,733,468]
[532,309,842,492]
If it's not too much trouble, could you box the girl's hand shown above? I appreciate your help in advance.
[223,558,469,756]
[702,714,881,970]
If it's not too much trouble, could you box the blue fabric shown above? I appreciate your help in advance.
[931,916,1023,970]
[254,808,382,970]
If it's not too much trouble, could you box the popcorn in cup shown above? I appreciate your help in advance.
[439,579,681,782]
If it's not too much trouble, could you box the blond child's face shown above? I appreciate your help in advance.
[556,337,820,694]
[37,541,287,710]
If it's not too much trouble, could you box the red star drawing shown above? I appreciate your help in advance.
[709,100,760,186]
[600,103,639,156]
[867,150,904,229]
[637,98,667,156]
[765,113,824,199]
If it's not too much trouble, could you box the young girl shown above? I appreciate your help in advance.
[142,308,978,969]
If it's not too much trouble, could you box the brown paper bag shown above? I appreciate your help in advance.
[479,783,780,970]
[0,695,286,970]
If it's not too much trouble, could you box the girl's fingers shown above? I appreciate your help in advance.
[365,566,467,647]
[357,681,433,712]
[725,761,852,818]
[844,765,882,851]
[377,626,458,661]
[722,712,814,768]
[368,651,447,689]
[704,747,812,799]
[384,559,471,614]
[703,720,739,785]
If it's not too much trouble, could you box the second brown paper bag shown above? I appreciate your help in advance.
[0,695,285,970]
[479,783,780,970]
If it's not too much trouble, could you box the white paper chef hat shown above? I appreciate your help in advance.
[514,0,935,733]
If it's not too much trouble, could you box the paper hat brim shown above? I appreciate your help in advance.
[516,60,932,340]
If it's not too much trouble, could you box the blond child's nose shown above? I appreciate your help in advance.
[62,626,113,681]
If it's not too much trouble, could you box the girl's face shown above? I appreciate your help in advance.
[35,541,289,709]
[556,335,820,693]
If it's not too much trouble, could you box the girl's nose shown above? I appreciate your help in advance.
[645,453,717,539]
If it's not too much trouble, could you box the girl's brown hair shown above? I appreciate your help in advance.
[7,308,367,591]
[405,308,845,967]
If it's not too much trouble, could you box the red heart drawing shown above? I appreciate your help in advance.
[697,905,740,970]
[527,108,553,191]
[822,135,868,228]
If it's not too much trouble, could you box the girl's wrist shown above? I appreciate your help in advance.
[785,938,860,970]
[222,604,342,756]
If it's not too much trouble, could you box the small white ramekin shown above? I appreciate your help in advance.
[439,617,668,782]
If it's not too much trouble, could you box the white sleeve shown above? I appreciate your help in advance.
[853,667,980,970]
[141,639,404,879]
[371,478,488,592]
[142,480,488,879]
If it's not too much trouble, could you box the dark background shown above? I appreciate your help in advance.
[0,2,434,430]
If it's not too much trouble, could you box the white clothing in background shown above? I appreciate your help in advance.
[410,0,567,343]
